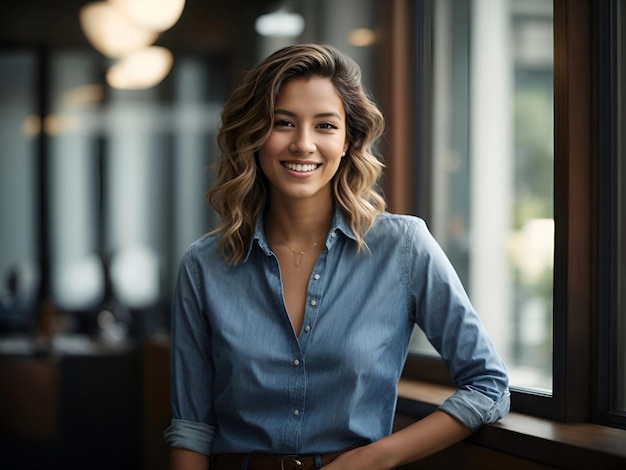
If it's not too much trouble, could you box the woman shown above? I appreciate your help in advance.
[165,43,510,470]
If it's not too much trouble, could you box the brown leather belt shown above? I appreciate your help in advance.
[212,447,352,470]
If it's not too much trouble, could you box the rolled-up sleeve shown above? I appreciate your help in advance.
[164,247,217,455]
[164,419,217,455]
[439,387,510,431]
[408,219,511,430]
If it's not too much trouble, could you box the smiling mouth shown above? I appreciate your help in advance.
[283,162,320,172]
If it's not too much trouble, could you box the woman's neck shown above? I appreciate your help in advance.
[264,199,334,248]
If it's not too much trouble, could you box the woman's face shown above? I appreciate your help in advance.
[258,77,349,207]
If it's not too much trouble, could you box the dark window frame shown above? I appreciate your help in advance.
[596,0,626,430]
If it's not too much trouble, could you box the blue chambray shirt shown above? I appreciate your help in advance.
[164,210,510,456]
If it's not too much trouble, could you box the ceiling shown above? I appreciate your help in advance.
[0,0,280,52]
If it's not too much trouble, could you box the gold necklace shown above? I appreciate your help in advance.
[281,238,325,266]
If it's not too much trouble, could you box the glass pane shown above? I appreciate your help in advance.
[410,0,554,393]
[48,52,104,311]
[42,50,225,340]
[0,51,40,332]
[617,0,625,412]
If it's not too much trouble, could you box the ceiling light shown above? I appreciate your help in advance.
[255,10,305,38]
[79,1,159,57]
[61,84,105,108]
[106,46,174,89]
[348,28,377,47]
[110,0,186,32]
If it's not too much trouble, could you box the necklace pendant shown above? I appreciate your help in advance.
[281,239,324,267]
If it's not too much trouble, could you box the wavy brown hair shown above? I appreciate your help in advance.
[207,43,386,264]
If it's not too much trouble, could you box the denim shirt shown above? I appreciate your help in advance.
[164,210,510,456]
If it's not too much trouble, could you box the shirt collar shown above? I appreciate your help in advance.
[243,207,358,263]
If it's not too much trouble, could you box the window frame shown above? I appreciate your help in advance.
[596,0,626,429]
[387,0,625,427]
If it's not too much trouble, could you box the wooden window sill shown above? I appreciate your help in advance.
[396,379,626,468]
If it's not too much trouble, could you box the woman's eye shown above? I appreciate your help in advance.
[318,122,339,130]
[275,119,294,127]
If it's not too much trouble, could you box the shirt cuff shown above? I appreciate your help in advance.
[164,418,217,455]
[438,388,511,431]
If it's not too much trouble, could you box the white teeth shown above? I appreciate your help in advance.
[284,162,318,172]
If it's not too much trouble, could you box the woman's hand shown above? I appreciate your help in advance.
[321,445,391,470]
[322,410,473,469]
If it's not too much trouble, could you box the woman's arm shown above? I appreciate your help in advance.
[323,410,472,470]
[165,250,217,458]
[169,447,210,470]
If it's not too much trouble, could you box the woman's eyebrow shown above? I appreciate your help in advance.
[274,108,343,121]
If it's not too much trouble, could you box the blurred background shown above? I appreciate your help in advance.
[0,1,557,469]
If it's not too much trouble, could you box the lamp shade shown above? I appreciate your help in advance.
[106,46,174,89]
[79,1,159,57]
[110,0,186,32]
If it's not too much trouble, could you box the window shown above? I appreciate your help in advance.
[0,50,39,333]
[408,0,555,394]
[400,0,625,428]
[0,48,227,340]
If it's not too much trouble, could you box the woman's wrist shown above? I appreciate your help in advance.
[360,440,401,470]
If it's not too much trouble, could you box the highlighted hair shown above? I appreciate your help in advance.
[207,43,386,264]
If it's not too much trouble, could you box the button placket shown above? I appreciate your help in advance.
[284,343,305,452]
[298,255,326,354]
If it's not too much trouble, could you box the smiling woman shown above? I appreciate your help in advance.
[206,44,387,265]
[165,43,509,470]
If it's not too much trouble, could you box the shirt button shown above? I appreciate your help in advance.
[310,299,317,306]
[293,359,300,366]
[293,409,300,416]
[314,273,321,280]
[304,325,311,332]
[331,232,336,238]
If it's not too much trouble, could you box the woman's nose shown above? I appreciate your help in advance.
[290,128,316,154]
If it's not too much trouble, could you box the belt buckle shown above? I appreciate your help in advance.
[279,455,302,470]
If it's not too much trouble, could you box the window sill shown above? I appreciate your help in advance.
[396,379,626,468]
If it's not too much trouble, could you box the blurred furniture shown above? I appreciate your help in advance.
[142,335,171,470]
[0,336,141,470]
